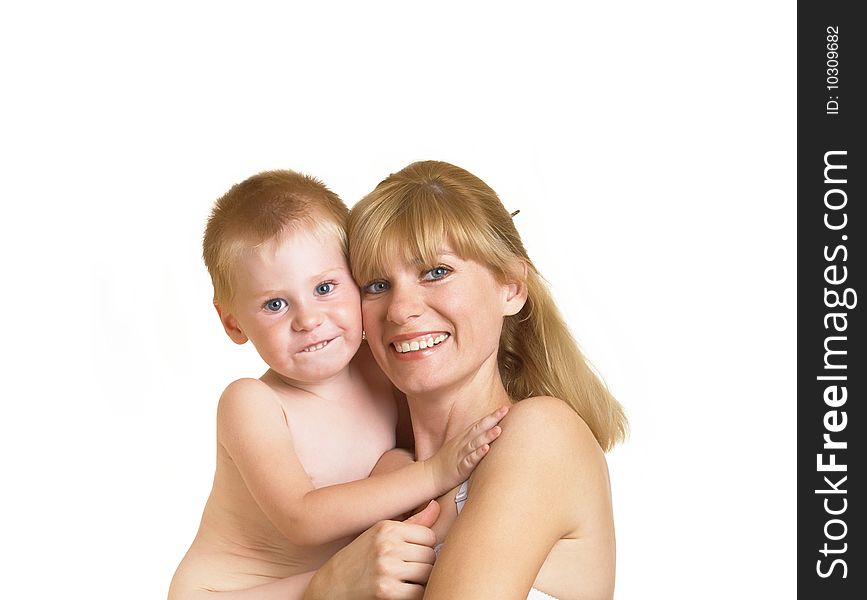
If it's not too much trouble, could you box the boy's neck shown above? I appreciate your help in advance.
[261,365,356,401]
[408,356,513,462]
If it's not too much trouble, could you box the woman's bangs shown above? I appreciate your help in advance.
[350,181,500,284]
[350,190,445,283]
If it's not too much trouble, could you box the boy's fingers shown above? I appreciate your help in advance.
[462,443,490,469]
[472,405,510,433]
[466,425,502,453]
[483,425,502,443]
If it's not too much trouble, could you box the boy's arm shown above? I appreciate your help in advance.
[218,379,507,547]
[370,447,415,476]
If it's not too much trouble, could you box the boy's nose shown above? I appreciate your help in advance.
[292,305,324,332]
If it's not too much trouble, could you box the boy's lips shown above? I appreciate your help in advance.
[297,336,338,353]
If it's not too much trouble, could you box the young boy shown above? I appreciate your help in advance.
[168,170,506,600]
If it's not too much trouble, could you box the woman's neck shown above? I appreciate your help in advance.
[408,359,513,461]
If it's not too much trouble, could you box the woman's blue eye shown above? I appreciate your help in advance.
[363,281,389,294]
[315,282,335,295]
[424,266,451,281]
[264,299,287,312]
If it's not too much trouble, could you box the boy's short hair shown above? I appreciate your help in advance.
[203,169,349,305]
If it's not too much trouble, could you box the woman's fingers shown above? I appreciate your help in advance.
[395,560,435,585]
[390,581,426,600]
[404,499,440,528]
[398,541,437,565]
[304,507,440,600]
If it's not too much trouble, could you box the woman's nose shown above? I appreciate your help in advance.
[386,284,423,325]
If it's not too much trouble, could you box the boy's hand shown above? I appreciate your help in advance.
[427,405,509,493]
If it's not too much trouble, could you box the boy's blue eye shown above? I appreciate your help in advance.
[363,281,390,294]
[423,266,451,281]
[264,299,287,312]
[315,282,335,296]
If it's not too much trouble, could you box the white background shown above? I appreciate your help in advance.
[0,2,795,598]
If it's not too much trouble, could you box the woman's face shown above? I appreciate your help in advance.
[359,247,524,397]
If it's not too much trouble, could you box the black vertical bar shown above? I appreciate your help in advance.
[798,2,864,597]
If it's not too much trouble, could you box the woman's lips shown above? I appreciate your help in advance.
[386,333,451,360]
[391,333,450,354]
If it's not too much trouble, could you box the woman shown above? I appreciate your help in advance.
[306,160,627,599]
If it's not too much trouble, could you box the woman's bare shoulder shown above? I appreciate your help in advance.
[502,396,602,456]
[473,395,610,510]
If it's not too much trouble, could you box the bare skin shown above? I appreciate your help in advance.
[305,250,616,599]
[168,348,397,598]
[169,231,506,600]
[422,397,615,600]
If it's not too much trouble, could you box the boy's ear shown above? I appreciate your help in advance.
[214,303,248,345]
[503,260,529,317]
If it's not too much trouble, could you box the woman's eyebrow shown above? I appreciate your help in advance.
[436,250,459,261]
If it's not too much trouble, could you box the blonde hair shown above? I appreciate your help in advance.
[348,161,627,451]
[203,169,349,304]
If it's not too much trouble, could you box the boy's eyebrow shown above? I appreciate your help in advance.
[249,287,284,299]
[248,265,351,299]
[309,265,348,281]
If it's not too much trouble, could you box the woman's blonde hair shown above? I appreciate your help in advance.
[348,161,627,451]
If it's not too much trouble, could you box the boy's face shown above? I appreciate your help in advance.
[217,228,362,385]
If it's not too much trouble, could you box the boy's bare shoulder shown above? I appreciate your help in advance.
[216,378,289,432]
[219,377,278,405]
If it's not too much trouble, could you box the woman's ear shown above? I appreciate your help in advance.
[503,260,529,317]
[215,303,249,345]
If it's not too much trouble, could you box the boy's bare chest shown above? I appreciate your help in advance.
[283,391,396,488]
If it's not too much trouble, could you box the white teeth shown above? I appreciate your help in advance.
[302,340,330,352]
[393,334,449,353]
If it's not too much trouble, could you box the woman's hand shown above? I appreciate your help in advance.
[304,500,441,600]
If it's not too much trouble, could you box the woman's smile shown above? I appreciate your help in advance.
[361,251,515,396]
[390,332,451,358]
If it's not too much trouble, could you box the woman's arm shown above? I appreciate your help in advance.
[171,503,441,600]
[424,396,615,600]
[170,572,316,600]
[218,379,506,547]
